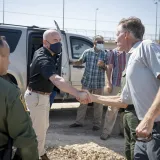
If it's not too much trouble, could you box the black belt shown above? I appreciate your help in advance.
[125,104,135,111]
[28,87,51,95]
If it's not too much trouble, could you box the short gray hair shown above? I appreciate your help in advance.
[119,17,145,40]
[43,29,58,40]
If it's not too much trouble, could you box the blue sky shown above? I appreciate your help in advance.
[0,0,159,38]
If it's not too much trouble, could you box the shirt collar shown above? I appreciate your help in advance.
[128,41,142,54]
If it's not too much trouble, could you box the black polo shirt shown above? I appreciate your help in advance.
[28,47,57,93]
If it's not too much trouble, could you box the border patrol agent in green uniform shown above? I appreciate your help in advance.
[0,36,38,160]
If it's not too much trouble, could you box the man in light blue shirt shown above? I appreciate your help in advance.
[87,17,160,160]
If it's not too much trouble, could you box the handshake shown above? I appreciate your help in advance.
[76,90,92,104]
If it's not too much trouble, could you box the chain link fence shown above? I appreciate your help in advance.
[64,28,156,41]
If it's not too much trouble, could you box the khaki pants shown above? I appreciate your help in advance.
[102,86,121,135]
[24,89,50,157]
[76,87,104,127]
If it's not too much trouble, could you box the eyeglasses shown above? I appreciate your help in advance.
[136,134,152,143]
[96,41,104,44]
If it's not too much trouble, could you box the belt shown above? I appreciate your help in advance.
[28,87,51,95]
[125,104,135,111]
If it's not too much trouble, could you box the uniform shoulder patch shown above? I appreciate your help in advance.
[19,94,29,112]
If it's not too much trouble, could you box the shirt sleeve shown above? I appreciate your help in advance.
[108,50,115,65]
[142,42,160,78]
[104,51,108,65]
[121,52,126,71]
[39,58,57,79]
[120,84,132,104]
[79,50,87,63]
[7,90,38,159]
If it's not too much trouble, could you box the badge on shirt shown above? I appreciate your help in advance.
[19,94,30,112]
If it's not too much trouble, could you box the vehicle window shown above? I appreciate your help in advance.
[30,36,43,60]
[0,28,22,53]
[70,37,93,59]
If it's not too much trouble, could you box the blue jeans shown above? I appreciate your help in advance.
[50,91,57,107]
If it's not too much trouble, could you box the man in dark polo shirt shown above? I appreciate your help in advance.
[24,29,90,160]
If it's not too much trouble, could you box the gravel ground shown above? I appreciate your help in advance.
[46,103,126,160]
[47,143,126,160]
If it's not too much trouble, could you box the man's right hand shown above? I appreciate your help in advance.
[97,60,105,68]
[76,90,92,104]
[105,83,112,94]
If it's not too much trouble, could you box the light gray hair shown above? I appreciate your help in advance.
[43,29,58,40]
[118,17,145,40]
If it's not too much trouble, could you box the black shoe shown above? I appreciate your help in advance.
[100,134,110,140]
[92,126,100,131]
[119,133,124,138]
[41,153,50,160]
[12,154,22,160]
[88,102,94,106]
[69,123,83,128]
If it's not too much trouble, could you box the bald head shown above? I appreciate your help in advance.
[43,29,61,49]
[43,29,59,40]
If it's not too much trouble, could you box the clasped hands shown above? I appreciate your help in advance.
[76,88,154,140]
[76,90,92,104]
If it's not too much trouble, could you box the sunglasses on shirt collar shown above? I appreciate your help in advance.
[96,41,104,44]
[136,134,152,143]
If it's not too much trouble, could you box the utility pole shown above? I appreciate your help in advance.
[159,25,160,43]
[95,8,99,36]
[63,0,65,30]
[3,0,5,24]
[154,0,160,41]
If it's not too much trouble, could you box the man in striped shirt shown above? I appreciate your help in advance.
[101,48,126,140]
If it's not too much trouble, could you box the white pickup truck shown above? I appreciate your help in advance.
[0,22,93,102]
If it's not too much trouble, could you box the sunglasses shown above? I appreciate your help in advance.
[136,134,152,143]
[96,41,104,44]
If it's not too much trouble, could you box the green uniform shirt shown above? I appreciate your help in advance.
[0,77,38,160]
